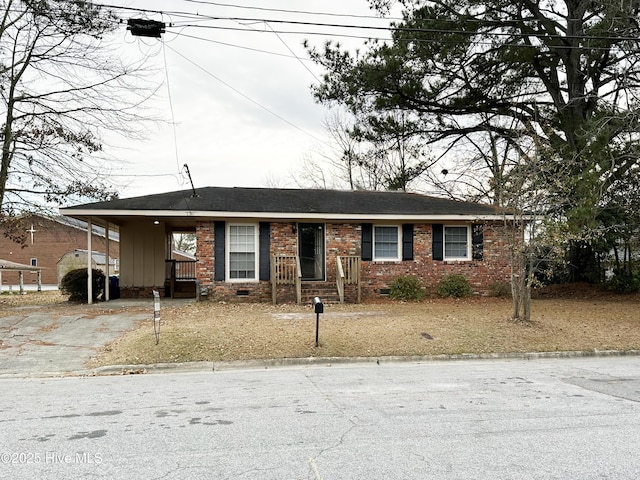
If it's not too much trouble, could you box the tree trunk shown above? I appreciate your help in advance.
[511,251,532,322]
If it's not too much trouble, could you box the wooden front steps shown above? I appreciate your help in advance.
[301,283,339,304]
[301,282,360,304]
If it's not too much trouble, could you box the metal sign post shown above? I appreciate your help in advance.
[153,290,161,345]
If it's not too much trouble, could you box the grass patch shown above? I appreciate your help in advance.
[4,285,639,368]
[87,293,640,367]
[0,291,67,313]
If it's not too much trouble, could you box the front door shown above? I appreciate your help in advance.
[298,223,325,281]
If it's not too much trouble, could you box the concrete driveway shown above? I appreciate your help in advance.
[0,299,190,378]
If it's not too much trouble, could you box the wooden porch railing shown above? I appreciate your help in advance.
[336,255,361,303]
[176,260,197,279]
[271,255,302,304]
[165,260,197,298]
[166,260,197,280]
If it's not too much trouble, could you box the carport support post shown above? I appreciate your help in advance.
[87,217,93,304]
[105,221,110,301]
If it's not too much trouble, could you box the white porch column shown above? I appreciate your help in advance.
[87,217,93,304]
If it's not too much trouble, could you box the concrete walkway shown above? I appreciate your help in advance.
[0,299,194,378]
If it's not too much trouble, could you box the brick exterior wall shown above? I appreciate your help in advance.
[0,216,119,286]
[271,222,298,256]
[197,221,296,303]
[195,221,214,292]
[194,220,511,303]
[359,223,510,299]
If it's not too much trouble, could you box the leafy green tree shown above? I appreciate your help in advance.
[0,0,156,216]
[308,0,640,287]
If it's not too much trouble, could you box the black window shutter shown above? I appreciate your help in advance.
[259,222,270,280]
[402,224,414,261]
[472,224,484,261]
[361,223,373,261]
[432,224,443,261]
[214,221,225,281]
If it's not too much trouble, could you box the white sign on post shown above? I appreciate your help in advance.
[153,290,160,345]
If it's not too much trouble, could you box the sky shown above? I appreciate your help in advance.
[98,0,397,198]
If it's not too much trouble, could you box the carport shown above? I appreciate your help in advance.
[0,259,43,294]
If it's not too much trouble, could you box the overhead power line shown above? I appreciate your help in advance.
[179,0,402,21]
[95,2,640,45]
[164,43,325,144]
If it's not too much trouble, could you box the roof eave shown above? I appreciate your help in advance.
[59,208,513,222]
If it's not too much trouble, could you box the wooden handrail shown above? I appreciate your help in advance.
[165,260,197,279]
[336,255,361,303]
[270,256,276,304]
[295,256,302,304]
[271,255,302,304]
[165,260,176,298]
[348,255,361,302]
[336,256,345,303]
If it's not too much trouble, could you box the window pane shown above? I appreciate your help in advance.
[445,227,468,258]
[374,226,398,259]
[229,225,256,279]
[230,252,255,279]
[230,225,255,252]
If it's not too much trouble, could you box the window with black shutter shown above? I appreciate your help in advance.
[361,223,373,261]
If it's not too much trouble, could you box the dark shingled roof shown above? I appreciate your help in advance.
[63,187,501,217]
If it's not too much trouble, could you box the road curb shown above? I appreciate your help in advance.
[89,349,640,376]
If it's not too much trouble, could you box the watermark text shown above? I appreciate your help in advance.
[1,451,102,465]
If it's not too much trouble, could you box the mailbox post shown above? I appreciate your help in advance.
[153,289,161,345]
[313,297,323,347]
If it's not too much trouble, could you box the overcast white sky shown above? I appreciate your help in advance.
[99,0,396,198]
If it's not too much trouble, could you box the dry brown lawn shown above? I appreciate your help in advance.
[3,287,639,368]
[0,290,67,309]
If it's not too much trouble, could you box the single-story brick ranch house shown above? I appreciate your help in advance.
[60,186,514,303]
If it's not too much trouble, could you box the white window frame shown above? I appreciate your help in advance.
[373,225,402,262]
[444,225,471,261]
[226,223,259,282]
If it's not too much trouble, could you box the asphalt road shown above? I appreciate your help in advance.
[1,356,640,479]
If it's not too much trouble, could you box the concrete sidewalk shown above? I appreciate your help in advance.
[0,298,194,378]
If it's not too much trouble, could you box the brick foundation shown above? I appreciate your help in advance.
[120,286,166,298]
